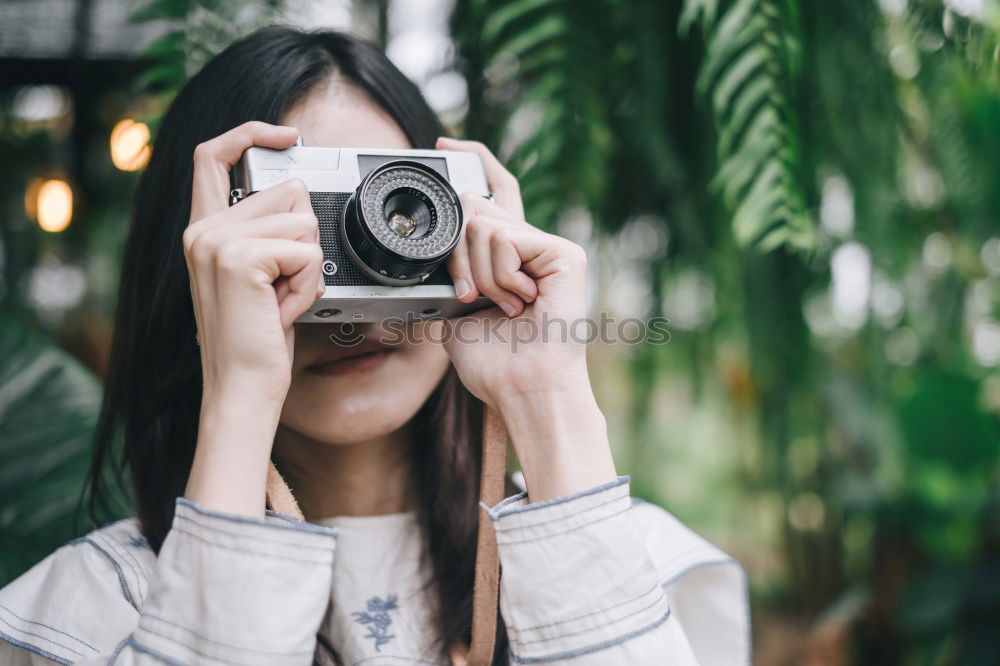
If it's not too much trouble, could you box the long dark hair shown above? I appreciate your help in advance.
[86,26,510,663]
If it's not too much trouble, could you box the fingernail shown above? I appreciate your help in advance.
[454,279,470,299]
[499,301,517,317]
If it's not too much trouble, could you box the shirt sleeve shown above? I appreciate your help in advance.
[489,476,749,665]
[0,498,339,666]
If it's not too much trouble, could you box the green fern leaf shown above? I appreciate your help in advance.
[679,0,720,35]
[482,0,562,44]
[489,13,567,60]
[684,0,815,251]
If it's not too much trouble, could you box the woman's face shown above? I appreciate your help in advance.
[278,79,450,445]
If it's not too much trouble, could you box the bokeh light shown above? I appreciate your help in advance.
[33,179,74,233]
[11,86,72,123]
[110,119,152,171]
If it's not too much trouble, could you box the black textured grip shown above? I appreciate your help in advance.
[310,191,452,287]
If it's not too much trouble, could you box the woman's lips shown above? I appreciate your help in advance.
[306,348,395,376]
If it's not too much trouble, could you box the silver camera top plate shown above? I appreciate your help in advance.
[234,146,490,199]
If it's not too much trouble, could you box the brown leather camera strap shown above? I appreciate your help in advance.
[463,405,506,665]
[265,462,304,519]
[265,404,507,666]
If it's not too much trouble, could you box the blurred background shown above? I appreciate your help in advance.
[2,0,999,663]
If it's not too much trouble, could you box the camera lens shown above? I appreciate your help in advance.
[384,189,433,238]
[341,161,462,286]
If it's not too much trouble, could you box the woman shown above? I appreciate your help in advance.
[0,27,748,665]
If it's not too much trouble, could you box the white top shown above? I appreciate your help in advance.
[0,476,749,665]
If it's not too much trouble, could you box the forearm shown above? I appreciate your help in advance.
[497,376,617,503]
[185,386,284,517]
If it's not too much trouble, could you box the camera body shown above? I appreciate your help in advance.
[231,143,492,323]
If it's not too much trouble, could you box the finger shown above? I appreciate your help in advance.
[185,207,319,270]
[275,275,291,304]
[437,136,525,220]
[185,179,315,248]
[459,191,528,228]
[235,177,314,216]
[236,239,324,329]
[488,224,539,304]
[244,212,318,244]
[242,202,323,298]
[497,225,589,282]
[276,272,325,307]
[278,242,325,329]
[466,216,525,317]
[446,225,479,302]
[191,122,299,222]
[197,213,319,251]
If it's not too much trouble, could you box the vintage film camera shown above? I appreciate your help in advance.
[231,141,492,323]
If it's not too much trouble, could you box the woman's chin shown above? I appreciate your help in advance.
[283,333,451,446]
[278,405,413,445]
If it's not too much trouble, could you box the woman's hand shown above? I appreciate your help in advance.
[183,121,324,516]
[436,137,617,502]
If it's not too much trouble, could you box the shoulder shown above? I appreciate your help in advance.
[0,517,153,664]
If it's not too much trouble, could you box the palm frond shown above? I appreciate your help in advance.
[0,321,107,584]
[684,0,815,252]
[452,0,619,229]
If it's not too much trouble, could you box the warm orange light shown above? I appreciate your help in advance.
[110,118,152,171]
[36,179,73,232]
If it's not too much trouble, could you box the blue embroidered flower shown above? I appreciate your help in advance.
[352,594,398,652]
[129,535,149,549]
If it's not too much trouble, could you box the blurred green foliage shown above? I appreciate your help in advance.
[0,319,104,582]
[449,0,1000,662]
[129,0,286,130]
[1,0,999,663]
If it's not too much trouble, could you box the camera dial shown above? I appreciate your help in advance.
[340,161,462,286]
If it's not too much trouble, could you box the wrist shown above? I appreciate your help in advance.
[496,382,617,503]
[201,378,288,418]
[185,386,284,517]
[202,366,291,408]
[500,359,590,403]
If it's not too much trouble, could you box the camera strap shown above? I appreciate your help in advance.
[265,462,303,520]
[461,405,506,666]
[264,404,508,666]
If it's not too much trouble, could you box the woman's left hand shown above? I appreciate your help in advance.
[436,137,617,501]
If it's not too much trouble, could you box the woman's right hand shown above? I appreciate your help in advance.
[182,121,324,516]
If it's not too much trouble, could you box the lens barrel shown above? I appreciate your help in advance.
[341,161,463,286]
